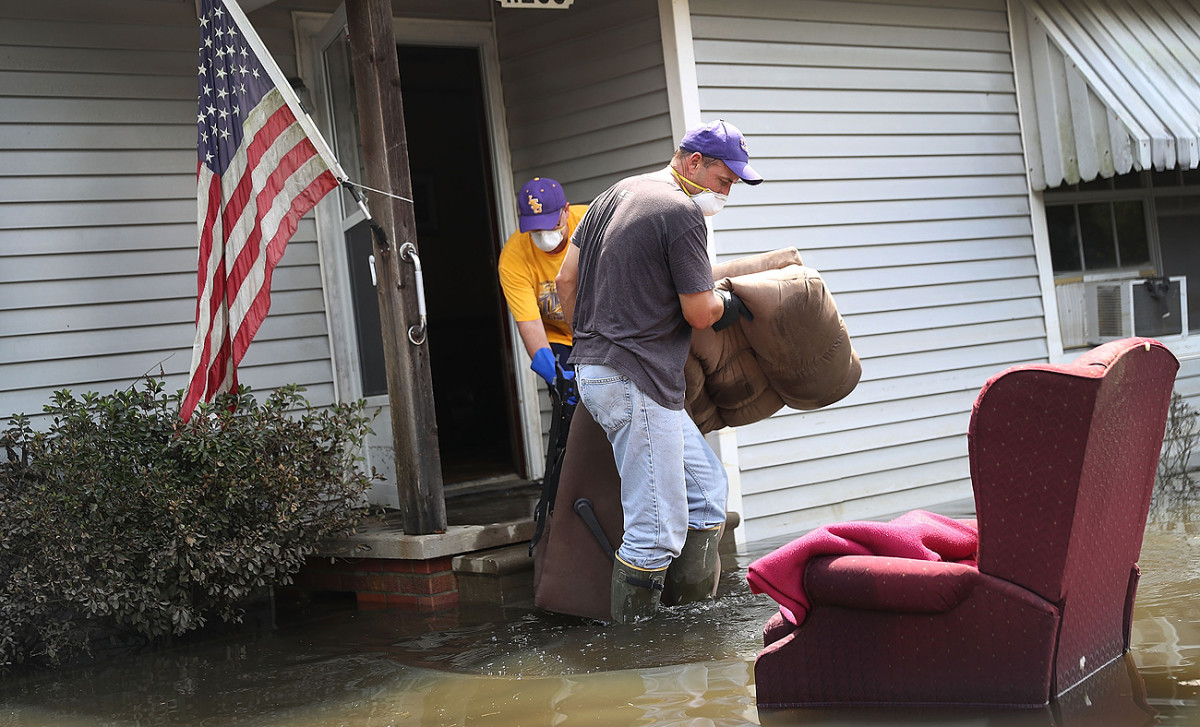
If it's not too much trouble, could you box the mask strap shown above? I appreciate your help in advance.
[670,166,711,197]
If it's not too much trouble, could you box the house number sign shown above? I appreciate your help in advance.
[495,0,574,8]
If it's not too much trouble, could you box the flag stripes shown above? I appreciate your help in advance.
[182,1,338,421]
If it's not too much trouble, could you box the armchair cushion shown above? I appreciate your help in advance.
[747,509,978,626]
[806,555,981,615]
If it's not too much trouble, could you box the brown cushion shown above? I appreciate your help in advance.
[686,248,861,433]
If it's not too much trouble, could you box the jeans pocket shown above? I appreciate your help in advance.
[578,373,633,433]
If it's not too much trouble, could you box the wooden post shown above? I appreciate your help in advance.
[344,0,446,534]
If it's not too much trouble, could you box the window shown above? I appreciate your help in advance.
[1046,170,1200,346]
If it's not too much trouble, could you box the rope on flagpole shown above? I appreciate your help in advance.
[342,179,415,205]
[341,180,391,250]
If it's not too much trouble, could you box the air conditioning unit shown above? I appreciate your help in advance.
[1083,276,1188,343]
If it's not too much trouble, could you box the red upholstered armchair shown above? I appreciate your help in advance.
[754,338,1179,708]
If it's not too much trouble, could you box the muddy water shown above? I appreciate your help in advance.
[1,519,1196,726]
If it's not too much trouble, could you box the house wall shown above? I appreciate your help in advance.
[689,0,1049,541]
[0,0,335,426]
[494,0,675,206]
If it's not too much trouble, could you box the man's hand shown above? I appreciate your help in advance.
[556,363,578,406]
[713,289,754,332]
[531,347,557,385]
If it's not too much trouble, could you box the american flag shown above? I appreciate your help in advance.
[182,0,340,421]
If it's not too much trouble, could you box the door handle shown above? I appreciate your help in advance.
[399,242,427,345]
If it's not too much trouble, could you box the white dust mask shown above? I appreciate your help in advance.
[691,191,728,216]
[671,166,728,216]
[531,228,564,252]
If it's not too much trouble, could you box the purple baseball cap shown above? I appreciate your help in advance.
[517,177,567,232]
[679,120,764,185]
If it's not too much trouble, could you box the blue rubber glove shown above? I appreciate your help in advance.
[531,347,557,385]
[558,365,578,406]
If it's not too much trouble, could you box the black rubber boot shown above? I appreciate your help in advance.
[663,527,722,606]
[610,558,666,624]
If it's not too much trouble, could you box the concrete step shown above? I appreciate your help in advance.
[451,511,742,606]
[452,543,534,605]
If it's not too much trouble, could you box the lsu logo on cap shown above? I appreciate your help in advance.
[740,138,749,154]
[526,194,543,214]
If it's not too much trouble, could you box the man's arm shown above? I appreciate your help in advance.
[515,319,551,359]
[556,244,580,327]
[679,289,725,329]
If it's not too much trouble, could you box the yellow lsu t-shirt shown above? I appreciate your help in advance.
[497,203,588,347]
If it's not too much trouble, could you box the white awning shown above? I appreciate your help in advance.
[1011,0,1200,191]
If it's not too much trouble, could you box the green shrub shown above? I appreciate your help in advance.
[0,379,378,667]
[1153,391,1200,519]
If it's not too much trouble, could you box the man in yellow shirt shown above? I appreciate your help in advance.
[498,177,588,387]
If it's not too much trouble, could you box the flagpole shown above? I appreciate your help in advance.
[220,0,381,239]
[219,0,349,184]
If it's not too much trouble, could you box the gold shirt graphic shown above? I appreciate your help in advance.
[537,281,565,322]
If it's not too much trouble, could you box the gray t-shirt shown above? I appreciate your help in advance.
[568,169,714,409]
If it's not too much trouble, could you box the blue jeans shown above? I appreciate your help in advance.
[575,364,728,570]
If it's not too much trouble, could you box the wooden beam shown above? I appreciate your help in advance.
[344,0,446,534]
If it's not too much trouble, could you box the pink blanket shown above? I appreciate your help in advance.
[746,509,979,626]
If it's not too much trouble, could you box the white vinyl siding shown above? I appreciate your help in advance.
[690,0,1048,541]
[0,0,334,425]
[1173,360,1200,407]
[495,0,675,205]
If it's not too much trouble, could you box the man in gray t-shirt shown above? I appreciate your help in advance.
[556,120,762,624]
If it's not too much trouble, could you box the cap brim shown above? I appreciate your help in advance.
[726,159,764,186]
[519,210,562,232]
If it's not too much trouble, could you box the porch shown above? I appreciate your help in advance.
[285,481,741,612]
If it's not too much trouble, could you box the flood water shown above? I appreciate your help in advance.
[1,515,1197,726]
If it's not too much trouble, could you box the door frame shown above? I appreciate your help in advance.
[294,10,544,491]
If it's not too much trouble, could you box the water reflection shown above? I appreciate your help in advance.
[0,520,1196,726]
[759,655,1155,726]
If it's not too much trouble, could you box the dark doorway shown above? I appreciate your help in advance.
[345,45,522,488]
[399,45,520,487]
